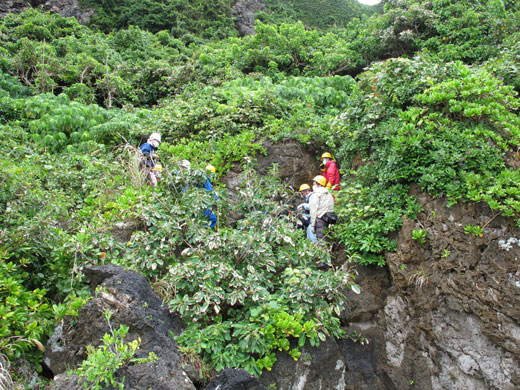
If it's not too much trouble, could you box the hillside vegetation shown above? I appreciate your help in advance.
[1,0,520,385]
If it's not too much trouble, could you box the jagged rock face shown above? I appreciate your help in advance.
[43,0,94,25]
[231,0,267,36]
[0,0,36,17]
[0,0,94,25]
[45,265,195,390]
[205,368,267,390]
[261,190,520,389]
[382,189,520,389]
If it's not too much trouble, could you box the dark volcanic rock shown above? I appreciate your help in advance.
[231,0,267,36]
[205,368,267,390]
[45,265,194,390]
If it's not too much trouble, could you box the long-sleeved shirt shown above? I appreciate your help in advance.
[309,186,334,228]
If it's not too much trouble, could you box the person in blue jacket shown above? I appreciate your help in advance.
[201,164,218,230]
[178,160,218,230]
[139,133,161,186]
[297,183,317,242]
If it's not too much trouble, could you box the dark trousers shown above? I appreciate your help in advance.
[315,218,328,241]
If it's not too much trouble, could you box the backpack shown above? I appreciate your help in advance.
[321,212,338,224]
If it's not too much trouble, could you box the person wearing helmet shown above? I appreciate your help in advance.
[296,183,317,242]
[309,175,335,242]
[320,152,340,191]
[139,133,162,186]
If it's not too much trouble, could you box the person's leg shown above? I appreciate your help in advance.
[315,218,328,242]
[204,208,217,229]
[306,224,317,242]
[148,171,157,186]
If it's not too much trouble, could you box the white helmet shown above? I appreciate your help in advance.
[148,132,161,144]
[179,159,191,169]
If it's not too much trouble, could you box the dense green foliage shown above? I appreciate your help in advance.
[81,0,237,38]
[1,0,520,384]
[259,0,381,30]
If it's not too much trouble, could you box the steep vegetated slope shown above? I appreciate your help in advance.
[1,0,520,388]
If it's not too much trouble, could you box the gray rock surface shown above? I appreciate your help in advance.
[0,0,93,24]
[205,368,267,390]
[45,265,195,390]
[231,0,266,36]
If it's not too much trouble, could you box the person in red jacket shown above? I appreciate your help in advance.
[320,152,340,191]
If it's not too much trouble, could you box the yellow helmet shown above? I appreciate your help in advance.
[321,152,333,159]
[205,164,216,173]
[313,175,327,187]
[299,183,311,192]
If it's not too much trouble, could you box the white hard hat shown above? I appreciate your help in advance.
[179,159,191,169]
[149,132,161,143]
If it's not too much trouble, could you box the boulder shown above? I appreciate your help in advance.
[231,0,267,37]
[45,265,195,390]
[205,368,267,390]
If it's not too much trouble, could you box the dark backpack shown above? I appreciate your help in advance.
[321,212,338,224]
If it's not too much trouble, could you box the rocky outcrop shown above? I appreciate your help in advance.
[0,0,93,25]
[205,368,267,390]
[382,189,520,389]
[221,140,319,224]
[45,265,195,390]
[231,0,267,36]
[43,0,94,25]
[260,190,520,389]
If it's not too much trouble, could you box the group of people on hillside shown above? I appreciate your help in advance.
[139,133,218,229]
[296,152,340,244]
[139,134,341,241]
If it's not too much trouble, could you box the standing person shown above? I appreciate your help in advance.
[309,175,335,242]
[139,133,161,186]
[202,164,218,230]
[297,184,317,242]
[320,152,340,191]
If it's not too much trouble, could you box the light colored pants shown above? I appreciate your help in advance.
[306,224,317,242]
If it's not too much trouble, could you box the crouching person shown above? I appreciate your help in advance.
[309,175,335,243]
[296,183,317,242]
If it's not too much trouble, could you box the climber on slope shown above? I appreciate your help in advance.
[320,152,340,192]
[139,132,161,186]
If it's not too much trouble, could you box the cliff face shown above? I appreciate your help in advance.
[231,0,266,36]
[380,188,520,389]
[0,0,93,24]
[262,184,520,390]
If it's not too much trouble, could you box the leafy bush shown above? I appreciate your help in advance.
[260,0,379,30]
[332,58,520,265]
[82,0,237,39]
[0,253,51,366]
[149,166,353,375]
